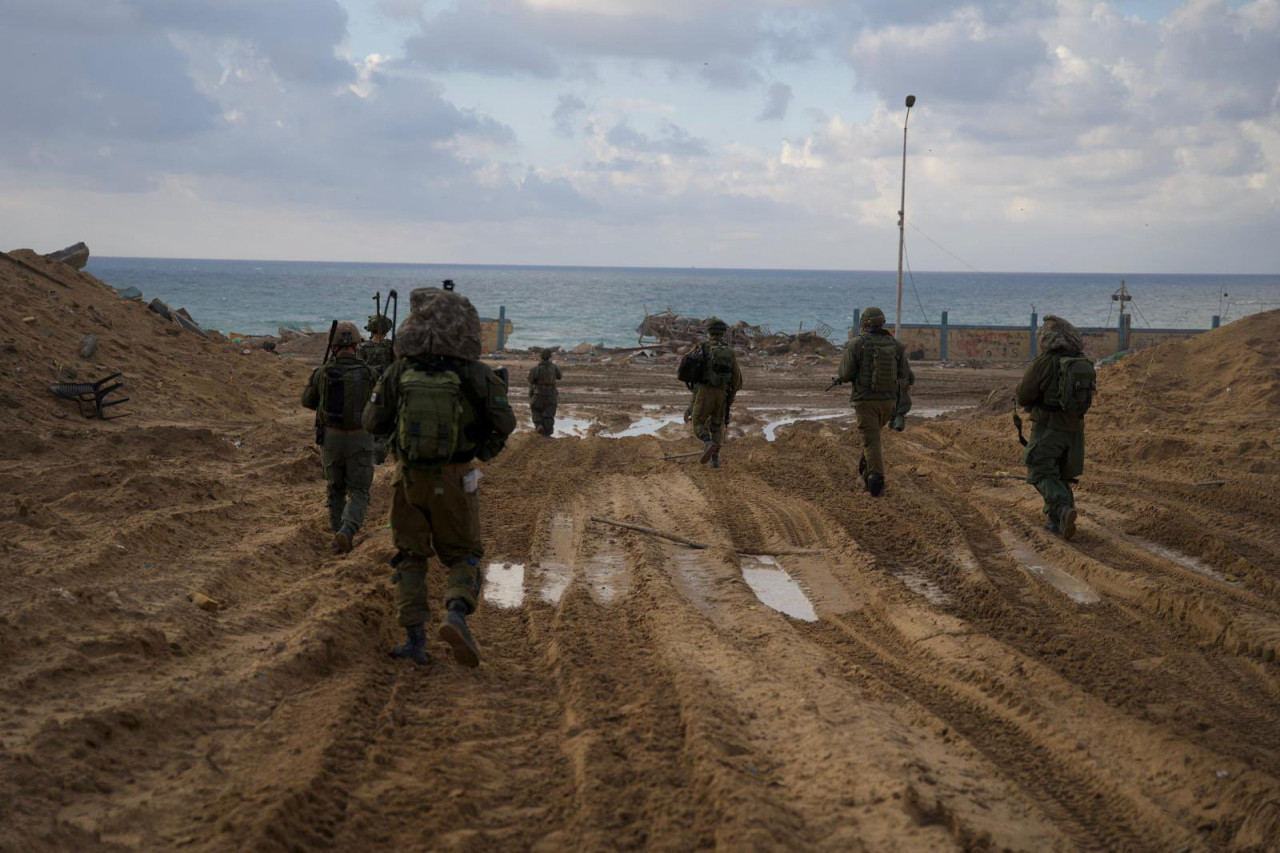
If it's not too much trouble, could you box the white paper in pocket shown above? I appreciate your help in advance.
[463,469,484,494]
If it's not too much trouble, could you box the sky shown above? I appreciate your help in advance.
[1,0,1277,273]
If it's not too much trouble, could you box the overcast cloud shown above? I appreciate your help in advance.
[0,0,1277,272]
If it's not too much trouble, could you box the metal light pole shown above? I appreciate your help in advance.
[894,94,916,338]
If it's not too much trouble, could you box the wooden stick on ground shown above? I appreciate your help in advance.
[660,451,705,461]
[1193,480,1227,487]
[589,516,706,549]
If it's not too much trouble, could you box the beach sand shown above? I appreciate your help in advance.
[3,248,1279,850]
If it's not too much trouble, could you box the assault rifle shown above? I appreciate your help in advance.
[387,289,398,345]
[1012,397,1028,447]
[315,320,338,445]
[825,376,845,393]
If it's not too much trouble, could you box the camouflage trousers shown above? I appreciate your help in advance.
[691,385,728,445]
[1023,422,1085,519]
[321,429,375,533]
[854,399,896,476]
[531,392,558,436]
[389,462,484,627]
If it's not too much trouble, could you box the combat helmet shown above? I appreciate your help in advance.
[365,314,393,335]
[396,286,482,360]
[861,306,887,329]
[332,321,363,349]
[540,348,554,361]
[705,316,728,336]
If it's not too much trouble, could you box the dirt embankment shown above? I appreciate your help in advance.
[1,255,1278,852]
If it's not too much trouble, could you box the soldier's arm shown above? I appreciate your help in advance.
[527,366,538,386]
[730,357,743,396]
[554,365,562,381]
[1015,357,1051,409]
[484,367,518,438]
[837,339,859,383]
[301,368,321,410]
[362,363,400,435]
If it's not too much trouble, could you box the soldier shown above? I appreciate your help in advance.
[836,306,910,497]
[686,317,742,468]
[527,348,562,436]
[301,322,376,553]
[359,313,395,464]
[363,286,516,668]
[1015,315,1095,539]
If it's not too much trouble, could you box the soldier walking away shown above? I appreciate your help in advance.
[301,322,376,553]
[360,313,396,464]
[527,348,562,436]
[363,285,516,668]
[681,317,743,468]
[836,306,910,497]
[1015,315,1096,539]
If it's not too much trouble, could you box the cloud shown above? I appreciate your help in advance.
[603,121,710,157]
[758,82,794,121]
[552,93,588,137]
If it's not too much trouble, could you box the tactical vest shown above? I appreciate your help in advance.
[531,362,557,386]
[397,363,468,468]
[359,341,394,375]
[856,334,899,395]
[319,359,373,429]
[704,343,736,388]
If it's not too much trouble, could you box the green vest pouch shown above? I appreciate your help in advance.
[1049,355,1096,415]
[705,343,735,388]
[858,335,899,395]
[319,362,370,429]
[397,367,464,467]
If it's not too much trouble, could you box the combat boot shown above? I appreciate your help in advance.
[700,439,720,465]
[711,452,721,469]
[867,473,886,498]
[439,600,481,668]
[1043,515,1061,535]
[389,623,429,665]
[1057,506,1078,540]
[331,522,356,554]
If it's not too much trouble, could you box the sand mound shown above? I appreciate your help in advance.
[0,249,300,442]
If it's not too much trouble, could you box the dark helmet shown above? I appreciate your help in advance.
[705,316,728,335]
[540,348,554,361]
[366,314,393,335]
[861,306,886,329]
[333,321,362,349]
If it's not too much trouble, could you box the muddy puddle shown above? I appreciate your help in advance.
[887,566,952,605]
[485,562,526,609]
[740,555,819,621]
[672,550,720,615]
[1000,532,1100,604]
[535,512,575,603]
[585,552,630,604]
[1123,535,1234,584]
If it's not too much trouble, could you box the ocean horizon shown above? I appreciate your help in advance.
[86,256,1280,350]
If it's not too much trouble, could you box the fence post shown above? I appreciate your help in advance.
[497,305,507,350]
[940,310,949,361]
[1211,315,1220,329]
[1118,312,1129,352]
[851,308,861,340]
[1030,311,1038,357]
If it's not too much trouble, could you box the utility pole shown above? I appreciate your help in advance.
[894,94,916,338]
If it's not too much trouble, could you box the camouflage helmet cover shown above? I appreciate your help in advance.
[333,321,363,348]
[861,306,887,328]
[395,287,482,360]
[539,348,554,360]
[705,316,728,335]
[366,313,393,334]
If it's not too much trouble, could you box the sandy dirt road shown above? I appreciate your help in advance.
[2,254,1279,851]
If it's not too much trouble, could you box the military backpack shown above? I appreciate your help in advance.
[676,346,708,386]
[531,361,557,386]
[397,365,465,468]
[1047,355,1096,415]
[704,343,736,388]
[319,362,372,430]
[857,334,899,394]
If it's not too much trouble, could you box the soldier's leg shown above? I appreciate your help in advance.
[373,435,389,466]
[340,433,376,532]
[427,464,484,667]
[707,391,727,446]
[1024,424,1073,527]
[690,387,712,442]
[854,402,887,475]
[321,439,347,532]
[389,471,436,628]
[545,400,558,437]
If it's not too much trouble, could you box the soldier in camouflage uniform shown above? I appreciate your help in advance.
[527,348,562,436]
[687,317,743,468]
[359,314,395,464]
[837,306,910,497]
[301,322,376,553]
[1016,315,1090,539]
[363,286,516,668]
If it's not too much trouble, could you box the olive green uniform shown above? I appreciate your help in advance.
[1016,353,1085,523]
[301,354,376,533]
[527,361,562,436]
[689,343,743,446]
[837,330,911,476]
[363,357,516,626]
[359,339,396,463]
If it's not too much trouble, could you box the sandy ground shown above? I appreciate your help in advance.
[2,250,1280,851]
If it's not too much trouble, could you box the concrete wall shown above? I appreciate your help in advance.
[480,319,514,354]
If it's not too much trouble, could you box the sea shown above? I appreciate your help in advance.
[84,257,1280,349]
